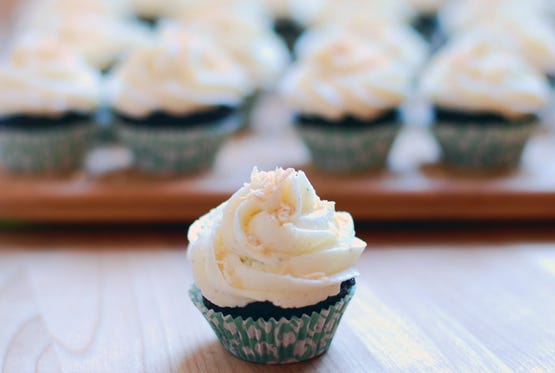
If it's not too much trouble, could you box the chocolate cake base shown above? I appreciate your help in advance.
[203,278,356,321]
[434,107,538,126]
[296,109,399,129]
[115,106,235,128]
[0,112,91,130]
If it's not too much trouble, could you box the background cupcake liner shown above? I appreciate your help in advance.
[296,123,400,172]
[117,114,240,175]
[189,285,355,364]
[0,123,95,174]
[432,120,538,169]
[238,91,261,132]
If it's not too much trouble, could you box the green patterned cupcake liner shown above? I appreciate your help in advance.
[189,285,355,364]
[238,91,261,132]
[0,123,95,174]
[296,123,400,172]
[432,120,538,170]
[117,114,240,175]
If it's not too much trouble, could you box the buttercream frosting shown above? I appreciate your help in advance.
[162,16,289,89]
[188,168,366,308]
[421,34,550,118]
[297,23,427,74]
[281,29,410,120]
[0,35,102,117]
[110,31,252,118]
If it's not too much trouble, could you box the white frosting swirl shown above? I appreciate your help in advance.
[297,24,427,75]
[0,35,102,117]
[162,15,289,89]
[461,19,555,75]
[188,168,366,308]
[110,31,252,118]
[421,35,550,118]
[281,29,410,120]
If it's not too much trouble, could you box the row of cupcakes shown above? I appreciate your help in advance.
[0,0,553,175]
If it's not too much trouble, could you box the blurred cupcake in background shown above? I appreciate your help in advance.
[163,5,289,130]
[421,34,550,170]
[0,35,101,174]
[109,31,252,175]
[281,29,411,173]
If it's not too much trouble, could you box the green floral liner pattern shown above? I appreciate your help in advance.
[0,123,95,174]
[433,120,538,170]
[189,285,355,364]
[296,122,400,172]
[117,114,240,175]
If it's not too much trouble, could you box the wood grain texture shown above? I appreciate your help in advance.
[1,229,555,372]
[1,95,555,223]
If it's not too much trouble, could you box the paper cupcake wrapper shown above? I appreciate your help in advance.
[117,114,240,175]
[189,285,355,364]
[237,91,260,132]
[296,123,400,172]
[0,123,95,174]
[433,120,538,169]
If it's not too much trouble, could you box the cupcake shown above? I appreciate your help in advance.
[281,29,411,172]
[421,35,550,170]
[188,167,366,364]
[161,12,289,130]
[0,35,101,174]
[109,31,252,175]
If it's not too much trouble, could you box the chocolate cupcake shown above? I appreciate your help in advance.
[281,29,411,172]
[188,168,366,364]
[161,8,289,130]
[0,36,101,174]
[421,35,550,170]
[109,31,252,175]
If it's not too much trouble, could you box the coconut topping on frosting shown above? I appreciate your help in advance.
[421,34,550,118]
[0,35,102,118]
[188,167,366,308]
[109,31,252,118]
[281,29,410,120]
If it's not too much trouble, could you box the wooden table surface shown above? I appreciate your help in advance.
[1,225,555,372]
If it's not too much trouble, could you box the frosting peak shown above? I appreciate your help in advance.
[188,168,366,308]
